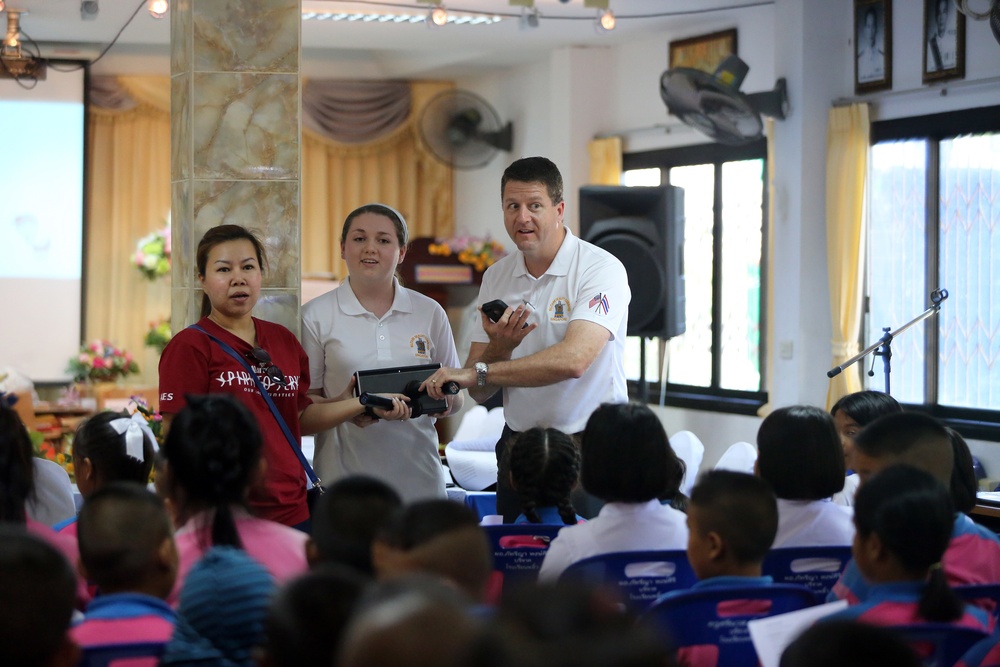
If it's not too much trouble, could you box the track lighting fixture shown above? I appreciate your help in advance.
[148,0,168,19]
[81,0,99,21]
[519,6,540,30]
[596,8,615,32]
[426,5,448,28]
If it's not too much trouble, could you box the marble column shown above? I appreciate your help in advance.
[170,0,302,336]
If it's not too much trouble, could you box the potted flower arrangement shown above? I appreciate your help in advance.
[144,319,172,354]
[134,222,171,281]
[428,234,508,273]
[66,340,140,384]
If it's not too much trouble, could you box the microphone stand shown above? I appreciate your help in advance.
[827,288,949,395]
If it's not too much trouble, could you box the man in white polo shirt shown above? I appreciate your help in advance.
[423,156,631,520]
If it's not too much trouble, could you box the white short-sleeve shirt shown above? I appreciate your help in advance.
[772,498,855,549]
[470,227,630,433]
[301,278,461,502]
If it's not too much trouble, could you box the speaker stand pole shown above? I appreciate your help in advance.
[638,337,650,403]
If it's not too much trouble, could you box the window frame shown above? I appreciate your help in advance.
[622,138,769,415]
[868,104,1000,440]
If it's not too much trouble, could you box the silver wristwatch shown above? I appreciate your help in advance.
[474,361,488,387]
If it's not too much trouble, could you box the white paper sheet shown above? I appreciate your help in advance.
[748,599,849,667]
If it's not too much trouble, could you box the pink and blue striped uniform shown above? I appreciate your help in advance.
[957,634,1000,667]
[829,514,1000,605]
[71,593,176,651]
[823,581,995,634]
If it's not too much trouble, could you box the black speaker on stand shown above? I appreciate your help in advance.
[579,184,686,400]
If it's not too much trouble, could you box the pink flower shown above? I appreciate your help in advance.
[89,341,102,353]
[92,357,107,369]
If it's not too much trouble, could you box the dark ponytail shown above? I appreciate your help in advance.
[0,405,34,523]
[853,464,962,622]
[506,428,580,525]
[162,395,264,548]
[73,411,155,487]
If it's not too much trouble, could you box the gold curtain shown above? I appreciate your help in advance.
[301,81,455,279]
[587,137,622,185]
[86,76,172,387]
[825,104,871,409]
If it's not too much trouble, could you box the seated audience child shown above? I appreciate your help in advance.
[829,390,901,506]
[779,620,920,667]
[824,464,993,634]
[538,402,688,582]
[676,469,779,586]
[338,575,483,667]
[0,403,86,605]
[466,582,674,667]
[256,565,367,667]
[830,412,1000,603]
[506,427,583,525]
[0,526,80,667]
[160,395,308,605]
[54,411,157,535]
[372,499,493,604]
[160,546,276,666]
[650,470,781,667]
[71,482,177,657]
[307,475,402,575]
[755,406,853,548]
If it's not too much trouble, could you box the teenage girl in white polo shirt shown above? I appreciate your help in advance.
[301,204,463,502]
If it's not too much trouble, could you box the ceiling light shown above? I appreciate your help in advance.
[427,5,448,28]
[3,9,21,56]
[596,8,615,32]
[148,0,168,19]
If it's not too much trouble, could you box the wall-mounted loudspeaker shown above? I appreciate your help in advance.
[579,185,685,339]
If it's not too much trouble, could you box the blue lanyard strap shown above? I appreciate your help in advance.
[188,325,322,490]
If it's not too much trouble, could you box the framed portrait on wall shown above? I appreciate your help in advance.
[669,29,737,73]
[854,0,892,94]
[923,0,965,83]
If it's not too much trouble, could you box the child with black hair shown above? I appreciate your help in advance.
[538,402,688,582]
[823,464,993,633]
[829,390,901,506]
[54,411,157,535]
[779,620,921,667]
[161,394,308,606]
[506,427,583,525]
[372,499,493,603]
[307,475,402,575]
[651,470,782,667]
[755,406,853,548]
[71,482,177,657]
[257,564,367,667]
[0,527,80,667]
[948,427,978,516]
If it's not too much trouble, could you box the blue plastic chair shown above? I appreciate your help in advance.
[894,623,990,667]
[558,550,697,613]
[78,641,167,667]
[465,491,498,521]
[761,546,852,601]
[641,583,817,666]
[953,583,1000,620]
[482,524,564,594]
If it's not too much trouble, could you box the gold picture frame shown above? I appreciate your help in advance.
[922,0,965,84]
[854,0,892,94]
[669,29,737,73]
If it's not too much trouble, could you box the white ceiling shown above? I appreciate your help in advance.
[8,0,760,78]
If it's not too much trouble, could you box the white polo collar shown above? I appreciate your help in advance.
[337,276,413,316]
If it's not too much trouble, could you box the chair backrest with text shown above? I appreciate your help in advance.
[894,623,990,667]
[641,583,817,667]
[558,550,698,613]
[483,524,564,594]
[761,546,852,601]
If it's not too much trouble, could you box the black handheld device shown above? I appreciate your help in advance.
[481,299,509,323]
